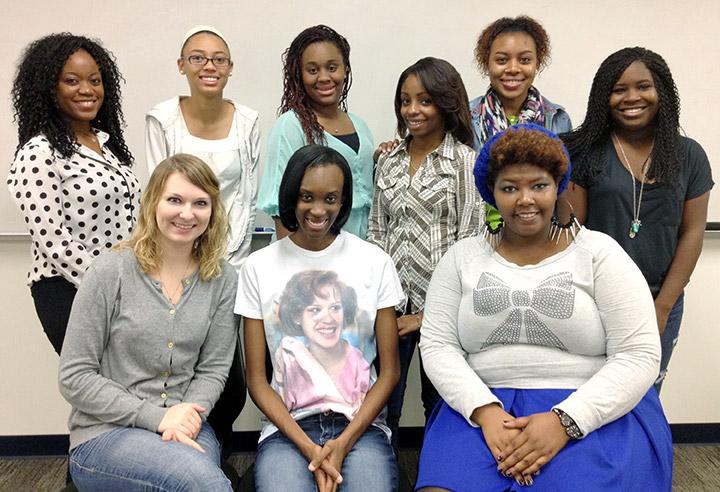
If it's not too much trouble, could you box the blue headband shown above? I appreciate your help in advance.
[473,123,572,208]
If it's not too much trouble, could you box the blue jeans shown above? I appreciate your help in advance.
[69,423,231,491]
[654,294,684,393]
[386,330,440,452]
[255,412,397,492]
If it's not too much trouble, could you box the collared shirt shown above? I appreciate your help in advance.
[367,133,482,312]
[7,131,141,287]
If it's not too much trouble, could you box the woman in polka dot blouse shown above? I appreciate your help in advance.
[7,33,140,355]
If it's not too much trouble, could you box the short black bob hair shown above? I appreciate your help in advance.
[278,144,353,235]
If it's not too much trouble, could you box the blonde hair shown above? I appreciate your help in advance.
[115,154,228,280]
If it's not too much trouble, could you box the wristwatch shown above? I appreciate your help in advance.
[552,408,583,439]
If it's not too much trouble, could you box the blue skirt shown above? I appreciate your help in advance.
[416,388,672,492]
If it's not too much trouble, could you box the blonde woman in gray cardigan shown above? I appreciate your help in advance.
[59,154,237,491]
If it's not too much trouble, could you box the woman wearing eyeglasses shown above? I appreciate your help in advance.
[146,25,260,271]
[145,25,259,485]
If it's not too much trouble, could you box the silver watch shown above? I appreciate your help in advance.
[552,408,583,439]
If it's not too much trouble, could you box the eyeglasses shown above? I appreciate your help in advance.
[182,55,231,67]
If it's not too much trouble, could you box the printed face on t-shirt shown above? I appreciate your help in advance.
[272,269,372,414]
[299,285,344,352]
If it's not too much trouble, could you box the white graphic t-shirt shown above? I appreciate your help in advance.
[235,231,404,441]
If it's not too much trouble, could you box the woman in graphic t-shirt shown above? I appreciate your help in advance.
[236,144,402,491]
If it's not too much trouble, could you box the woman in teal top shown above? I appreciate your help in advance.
[257,25,374,239]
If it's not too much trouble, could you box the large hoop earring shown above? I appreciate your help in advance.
[549,199,581,244]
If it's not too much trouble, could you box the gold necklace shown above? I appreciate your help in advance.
[161,257,193,305]
[612,132,653,239]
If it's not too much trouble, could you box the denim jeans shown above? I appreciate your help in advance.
[254,412,397,492]
[69,423,231,491]
[385,330,440,452]
[654,294,684,393]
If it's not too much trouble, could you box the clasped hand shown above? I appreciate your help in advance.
[305,438,348,492]
[157,402,206,453]
[474,404,570,486]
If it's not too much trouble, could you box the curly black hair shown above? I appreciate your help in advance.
[11,33,133,164]
[562,47,681,187]
[475,16,551,74]
[278,25,353,144]
[394,57,474,147]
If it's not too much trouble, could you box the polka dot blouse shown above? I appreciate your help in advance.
[7,131,141,287]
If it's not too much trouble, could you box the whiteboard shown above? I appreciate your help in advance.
[1,0,718,233]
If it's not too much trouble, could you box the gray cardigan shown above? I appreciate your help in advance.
[58,249,238,450]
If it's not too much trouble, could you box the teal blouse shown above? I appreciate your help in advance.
[257,111,375,238]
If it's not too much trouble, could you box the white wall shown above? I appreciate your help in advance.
[0,0,719,232]
[1,234,718,435]
[1,0,719,437]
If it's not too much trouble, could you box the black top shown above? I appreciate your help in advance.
[573,136,714,296]
[333,132,360,153]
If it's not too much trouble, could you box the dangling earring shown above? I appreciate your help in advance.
[482,217,504,250]
[549,200,581,245]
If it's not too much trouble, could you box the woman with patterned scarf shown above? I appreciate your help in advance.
[470,16,572,229]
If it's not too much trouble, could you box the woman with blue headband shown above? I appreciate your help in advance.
[415,124,672,491]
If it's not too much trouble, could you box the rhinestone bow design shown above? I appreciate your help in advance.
[473,272,574,351]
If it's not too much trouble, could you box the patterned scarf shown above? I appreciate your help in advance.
[476,85,547,145]
[473,86,547,230]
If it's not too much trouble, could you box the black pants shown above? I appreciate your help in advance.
[30,276,77,355]
[31,277,77,485]
[207,317,247,460]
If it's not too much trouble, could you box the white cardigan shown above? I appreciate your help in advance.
[145,97,259,270]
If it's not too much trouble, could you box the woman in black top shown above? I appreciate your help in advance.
[562,47,713,392]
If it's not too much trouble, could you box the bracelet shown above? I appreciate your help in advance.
[552,408,583,439]
[416,314,422,328]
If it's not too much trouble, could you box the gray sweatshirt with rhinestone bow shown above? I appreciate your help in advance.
[419,228,660,437]
[59,249,237,450]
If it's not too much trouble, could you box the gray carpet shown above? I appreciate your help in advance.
[1,445,718,491]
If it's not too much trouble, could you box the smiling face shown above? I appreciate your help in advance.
[609,60,659,134]
[292,164,344,250]
[178,32,232,96]
[56,49,104,130]
[299,284,344,350]
[493,163,558,242]
[301,41,346,110]
[155,172,212,252]
[487,31,538,113]
[399,73,444,143]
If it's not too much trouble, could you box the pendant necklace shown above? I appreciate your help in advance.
[612,132,653,239]
[161,256,193,305]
